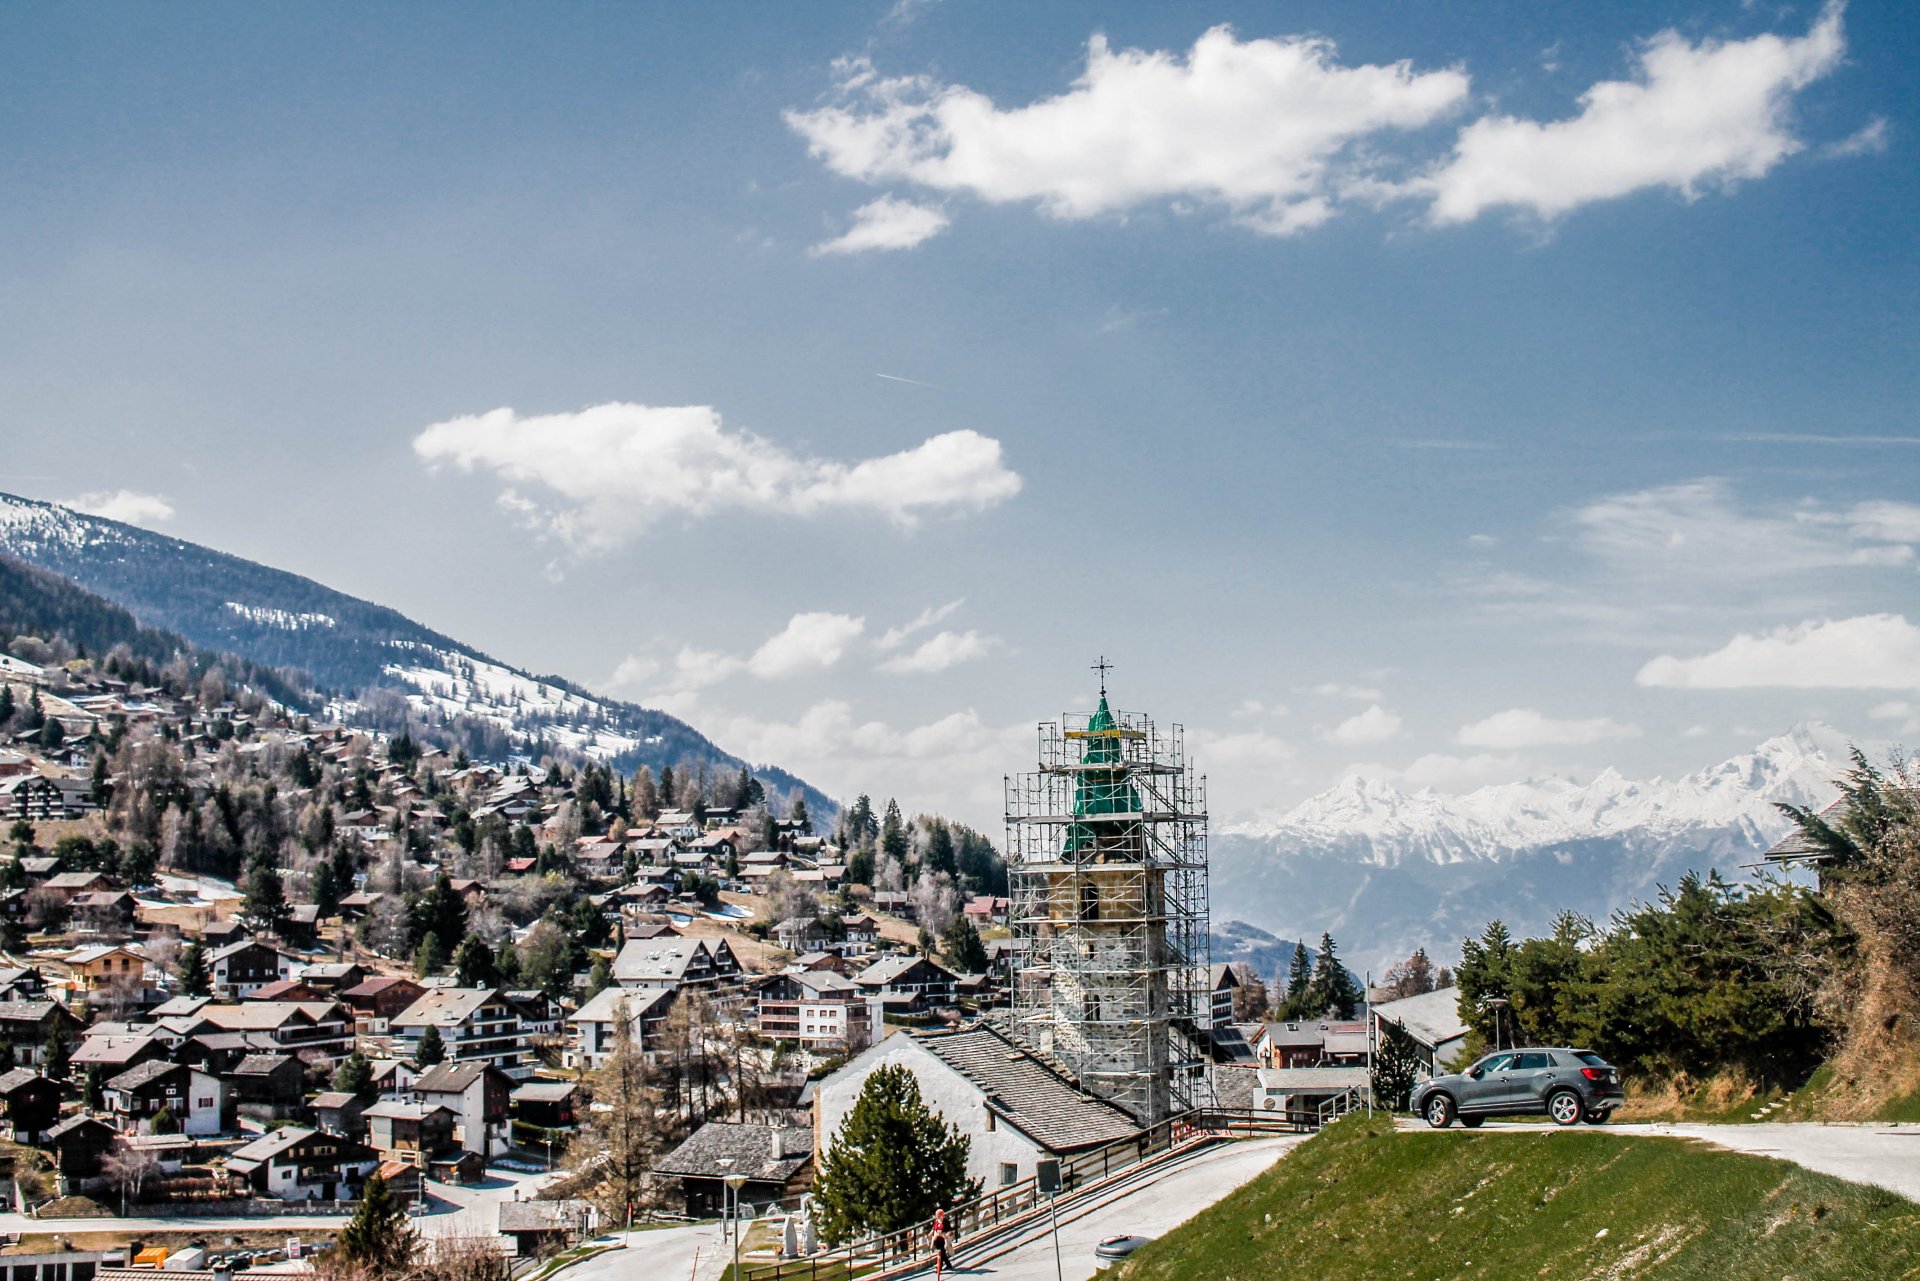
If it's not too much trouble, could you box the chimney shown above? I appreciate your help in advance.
[769,1129,785,1160]
[213,1266,232,1281]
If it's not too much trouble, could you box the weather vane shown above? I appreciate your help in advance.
[1092,655,1113,696]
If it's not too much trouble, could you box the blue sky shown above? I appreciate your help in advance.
[3,1,1917,829]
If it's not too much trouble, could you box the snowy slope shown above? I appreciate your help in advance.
[1213,725,1856,971]
[0,490,831,811]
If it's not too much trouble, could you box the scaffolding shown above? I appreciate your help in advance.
[1004,691,1211,1124]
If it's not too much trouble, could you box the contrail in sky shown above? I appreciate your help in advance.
[874,372,947,390]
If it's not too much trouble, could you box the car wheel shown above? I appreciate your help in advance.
[1582,1109,1610,1126]
[1424,1094,1455,1128]
[1460,1115,1484,1128]
[1547,1090,1583,1127]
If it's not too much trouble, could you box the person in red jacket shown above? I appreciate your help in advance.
[931,1207,953,1272]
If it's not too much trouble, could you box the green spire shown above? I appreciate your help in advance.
[1065,692,1141,857]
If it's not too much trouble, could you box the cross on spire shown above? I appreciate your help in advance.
[1092,655,1114,696]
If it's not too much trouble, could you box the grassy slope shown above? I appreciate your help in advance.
[1118,1115,1920,1281]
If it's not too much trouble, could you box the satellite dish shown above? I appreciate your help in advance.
[1262,1097,1277,1111]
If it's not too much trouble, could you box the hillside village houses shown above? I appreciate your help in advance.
[0,640,1048,1220]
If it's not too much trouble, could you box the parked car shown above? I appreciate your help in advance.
[1411,1047,1625,1128]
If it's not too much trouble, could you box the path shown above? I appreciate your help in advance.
[1396,1118,1920,1202]
[557,1224,725,1281]
[902,1135,1306,1281]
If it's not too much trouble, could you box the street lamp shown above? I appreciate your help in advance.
[723,1174,750,1280]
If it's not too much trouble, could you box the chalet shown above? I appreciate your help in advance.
[225,1052,306,1119]
[498,1200,595,1258]
[962,896,1011,927]
[0,999,79,1065]
[816,1024,1141,1193]
[247,979,327,1003]
[101,1060,229,1135]
[1256,1020,1370,1069]
[0,776,72,822]
[16,857,62,885]
[207,940,298,999]
[610,937,737,992]
[311,1090,369,1139]
[224,1125,379,1202]
[840,914,882,956]
[565,986,674,1068]
[1254,1066,1372,1120]
[389,987,530,1076]
[509,1080,578,1131]
[42,871,115,902]
[0,1068,60,1142]
[407,1061,513,1158]
[71,1033,170,1079]
[298,962,368,993]
[45,1114,116,1184]
[197,1001,354,1058]
[362,1100,456,1167]
[69,891,137,935]
[871,890,915,921]
[1208,963,1240,1026]
[773,917,831,954]
[752,970,876,1052]
[336,891,379,920]
[1370,988,1471,1079]
[652,1123,813,1218]
[279,904,322,949]
[341,975,425,1035]
[853,954,957,1014]
[507,989,565,1037]
[65,944,146,993]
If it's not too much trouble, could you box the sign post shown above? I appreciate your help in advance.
[1037,1158,1064,1281]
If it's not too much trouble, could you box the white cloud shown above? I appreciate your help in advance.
[879,629,995,674]
[1848,500,1920,544]
[1232,699,1287,719]
[65,490,174,527]
[1313,682,1383,701]
[414,403,1020,551]
[1822,115,1888,158]
[747,612,867,679]
[606,654,659,692]
[1683,724,1711,738]
[1869,700,1913,721]
[1456,707,1641,749]
[1636,614,1920,689]
[1327,704,1403,746]
[878,600,965,650]
[1399,752,1524,790]
[787,27,1469,238]
[811,195,951,255]
[1467,533,1499,547]
[1423,4,1844,224]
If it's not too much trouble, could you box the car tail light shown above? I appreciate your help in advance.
[1581,1068,1606,1081]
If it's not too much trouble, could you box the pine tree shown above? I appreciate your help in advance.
[658,765,676,807]
[311,860,341,919]
[414,1025,446,1067]
[453,935,496,987]
[414,931,444,978]
[586,953,612,997]
[243,854,290,934]
[812,1063,975,1244]
[332,1050,374,1098]
[176,942,211,997]
[1281,942,1313,1015]
[1371,1020,1422,1111]
[941,916,989,974]
[923,822,957,879]
[881,799,909,867]
[150,1104,179,1135]
[42,1029,69,1080]
[1303,932,1362,1019]
[0,685,13,725]
[337,1173,414,1276]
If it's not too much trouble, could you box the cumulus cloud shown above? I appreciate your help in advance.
[812,195,951,255]
[1636,613,1920,689]
[879,629,995,674]
[1456,708,1642,749]
[786,27,1469,238]
[606,654,660,692]
[1423,4,1845,224]
[877,600,965,650]
[413,402,1020,551]
[1313,681,1384,701]
[1327,704,1403,746]
[747,612,868,679]
[65,490,174,527]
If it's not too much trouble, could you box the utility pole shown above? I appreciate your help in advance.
[1365,970,1374,1119]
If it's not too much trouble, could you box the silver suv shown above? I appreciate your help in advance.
[1411,1047,1624,1128]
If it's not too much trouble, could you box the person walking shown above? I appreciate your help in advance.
[931,1207,953,1273]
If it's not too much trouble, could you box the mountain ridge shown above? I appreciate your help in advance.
[0,491,833,814]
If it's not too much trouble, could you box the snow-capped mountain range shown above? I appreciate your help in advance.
[1212,724,1857,972]
[0,491,831,812]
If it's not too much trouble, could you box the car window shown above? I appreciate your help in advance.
[1514,1052,1551,1070]
[1478,1053,1516,1073]
[1574,1051,1609,1067]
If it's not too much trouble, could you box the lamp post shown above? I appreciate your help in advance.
[723,1173,750,1280]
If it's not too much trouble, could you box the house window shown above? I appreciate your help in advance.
[999,1163,1018,1187]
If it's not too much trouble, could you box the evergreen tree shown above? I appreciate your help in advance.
[150,1104,179,1135]
[658,765,676,807]
[1281,942,1313,1016]
[881,799,909,867]
[310,860,341,919]
[337,1173,414,1276]
[42,1029,69,1081]
[0,685,13,725]
[1303,932,1362,1019]
[1371,1020,1422,1111]
[414,1025,446,1067]
[82,1068,103,1109]
[812,1063,976,1244]
[788,794,811,834]
[176,942,211,997]
[941,915,989,974]
[331,1050,374,1098]
[38,719,62,752]
[923,822,957,879]
[242,854,290,934]
[586,952,612,997]
[453,934,496,987]
[414,931,445,978]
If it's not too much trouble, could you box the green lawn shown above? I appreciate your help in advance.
[1117,1114,1920,1281]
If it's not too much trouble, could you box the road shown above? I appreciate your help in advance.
[557,1224,727,1281]
[0,1164,563,1242]
[1396,1118,1920,1202]
[909,1135,1306,1281]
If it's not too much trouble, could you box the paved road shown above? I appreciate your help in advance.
[910,1135,1306,1281]
[1396,1118,1920,1202]
[558,1224,727,1281]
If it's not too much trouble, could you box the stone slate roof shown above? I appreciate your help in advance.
[108,1059,181,1091]
[652,1122,813,1183]
[914,1024,1140,1151]
[1371,987,1470,1051]
[411,1061,492,1093]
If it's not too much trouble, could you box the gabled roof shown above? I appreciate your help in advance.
[0,1068,51,1094]
[569,985,673,1025]
[230,1053,297,1076]
[1371,987,1470,1051]
[390,987,505,1028]
[411,1061,501,1094]
[107,1059,184,1091]
[907,1024,1140,1152]
[610,939,710,984]
[855,954,953,988]
[652,1122,812,1182]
